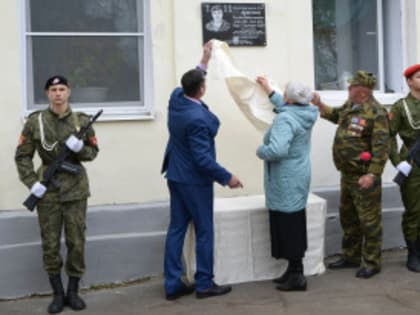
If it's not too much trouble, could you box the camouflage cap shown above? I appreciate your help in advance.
[348,70,376,89]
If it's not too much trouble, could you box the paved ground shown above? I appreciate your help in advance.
[1,249,420,315]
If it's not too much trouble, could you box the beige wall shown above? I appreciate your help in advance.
[171,0,415,191]
[0,0,418,210]
[173,0,316,196]
[1,1,176,209]
[0,1,26,210]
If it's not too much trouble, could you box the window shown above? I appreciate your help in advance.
[312,0,414,96]
[22,0,153,119]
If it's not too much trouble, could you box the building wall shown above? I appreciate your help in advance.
[416,0,420,60]
[0,0,417,209]
[0,2,25,211]
[0,0,417,299]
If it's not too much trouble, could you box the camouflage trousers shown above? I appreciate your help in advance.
[339,174,382,270]
[37,198,87,277]
[401,166,420,242]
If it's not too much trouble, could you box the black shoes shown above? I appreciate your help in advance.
[328,257,379,278]
[273,273,289,284]
[48,275,65,314]
[273,267,291,284]
[196,284,232,299]
[355,267,380,279]
[47,275,87,313]
[166,283,231,300]
[276,273,307,291]
[166,283,195,301]
[327,257,359,269]
[406,241,420,272]
[67,276,86,311]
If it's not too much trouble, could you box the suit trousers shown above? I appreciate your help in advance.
[164,180,214,294]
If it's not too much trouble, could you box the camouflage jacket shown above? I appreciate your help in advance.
[322,98,389,176]
[15,107,99,202]
[389,93,420,166]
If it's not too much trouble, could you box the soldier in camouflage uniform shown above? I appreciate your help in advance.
[15,76,99,314]
[312,71,389,279]
[389,64,420,272]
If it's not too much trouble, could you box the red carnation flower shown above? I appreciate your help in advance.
[360,151,372,161]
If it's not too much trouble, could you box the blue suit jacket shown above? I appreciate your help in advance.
[161,88,231,186]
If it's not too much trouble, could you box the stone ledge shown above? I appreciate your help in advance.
[0,186,405,298]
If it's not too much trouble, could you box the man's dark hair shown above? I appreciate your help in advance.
[211,4,223,12]
[181,69,205,97]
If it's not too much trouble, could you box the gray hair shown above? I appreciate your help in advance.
[285,81,313,104]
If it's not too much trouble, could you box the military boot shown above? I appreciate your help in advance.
[406,241,420,272]
[67,276,86,311]
[48,275,65,314]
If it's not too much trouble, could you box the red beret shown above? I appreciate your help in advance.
[403,64,420,78]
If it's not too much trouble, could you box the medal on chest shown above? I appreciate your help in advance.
[347,116,366,137]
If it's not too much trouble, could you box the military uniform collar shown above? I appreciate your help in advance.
[345,100,363,112]
[406,93,420,104]
[48,105,73,119]
[346,98,374,113]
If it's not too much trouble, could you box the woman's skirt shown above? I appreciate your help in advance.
[269,208,307,260]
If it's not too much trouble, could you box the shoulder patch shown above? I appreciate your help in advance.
[89,135,98,147]
[17,134,25,146]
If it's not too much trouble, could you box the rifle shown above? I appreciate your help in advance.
[23,109,103,211]
[393,137,420,186]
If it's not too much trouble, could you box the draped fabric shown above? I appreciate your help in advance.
[209,40,279,131]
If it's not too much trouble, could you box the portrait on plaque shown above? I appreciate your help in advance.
[205,4,231,32]
[201,2,266,47]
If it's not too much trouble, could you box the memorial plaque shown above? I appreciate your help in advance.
[201,2,266,46]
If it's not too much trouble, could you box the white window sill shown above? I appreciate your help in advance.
[317,91,405,107]
[77,107,155,121]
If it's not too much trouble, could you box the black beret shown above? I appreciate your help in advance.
[44,75,69,90]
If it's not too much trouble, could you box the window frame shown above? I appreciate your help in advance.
[312,0,416,106]
[19,0,154,121]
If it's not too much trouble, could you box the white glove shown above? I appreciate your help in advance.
[30,181,47,198]
[397,161,412,176]
[65,135,84,153]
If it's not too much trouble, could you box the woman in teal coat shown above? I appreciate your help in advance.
[256,77,318,291]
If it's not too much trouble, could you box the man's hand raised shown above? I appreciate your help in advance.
[200,40,213,67]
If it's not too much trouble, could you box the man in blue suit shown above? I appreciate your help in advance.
[162,41,242,300]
